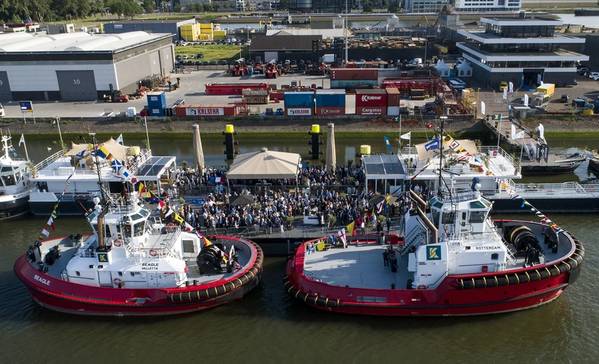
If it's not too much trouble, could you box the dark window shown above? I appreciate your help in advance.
[469,211,486,223]
[442,212,455,224]
[491,253,499,260]
[182,240,195,253]
[76,271,80,276]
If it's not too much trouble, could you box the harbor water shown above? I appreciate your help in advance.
[1,135,598,363]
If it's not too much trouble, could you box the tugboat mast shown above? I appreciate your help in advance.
[437,115,447,197]
[90,132,108,251]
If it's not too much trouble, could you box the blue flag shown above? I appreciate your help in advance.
[424,137,440,151]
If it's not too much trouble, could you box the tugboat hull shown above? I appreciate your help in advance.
[285,221,584,316]
[14,237,263,316]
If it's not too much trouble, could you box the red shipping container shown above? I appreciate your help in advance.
[357,106,386,116]
[330,68,378,81]
[315,106,345,116]
[355,89,388,107]
[174,105,239,117]
[386,88,400,107]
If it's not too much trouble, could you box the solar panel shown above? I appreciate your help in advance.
[136,156,175,179]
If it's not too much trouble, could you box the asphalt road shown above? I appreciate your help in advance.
[0,70,330,119]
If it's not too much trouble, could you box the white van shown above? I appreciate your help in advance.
[0,103,5,117]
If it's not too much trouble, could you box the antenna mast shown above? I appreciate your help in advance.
[437,115,447,197]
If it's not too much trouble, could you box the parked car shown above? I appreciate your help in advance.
[0,103,4,117]
[588,72,599,80]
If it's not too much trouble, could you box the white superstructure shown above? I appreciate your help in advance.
[454,0,521,12]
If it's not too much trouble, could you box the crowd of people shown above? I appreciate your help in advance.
[168,165,398,235]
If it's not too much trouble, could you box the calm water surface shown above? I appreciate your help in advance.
[1,135,598,363]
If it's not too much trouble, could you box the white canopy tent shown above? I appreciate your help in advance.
[226,148,301,180]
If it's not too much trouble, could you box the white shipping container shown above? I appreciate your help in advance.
[387,106,400,116]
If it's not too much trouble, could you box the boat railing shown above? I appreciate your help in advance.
[401,217,428,255]
[479,146,520,174]
[510,181,599,197]
[31,150,66,176]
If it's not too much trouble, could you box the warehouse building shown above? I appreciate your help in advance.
[249,34,323,63]
[0,31,174,102]
[103,19,195,41]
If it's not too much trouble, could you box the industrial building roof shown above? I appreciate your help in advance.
[250,34,322,52]
[0,31,172,53]
[266,28,348,39]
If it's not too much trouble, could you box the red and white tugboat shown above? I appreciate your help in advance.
[14,191,263,316]
[285,188,584,316]
[286,115,584,316]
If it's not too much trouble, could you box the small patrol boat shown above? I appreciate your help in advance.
[0,133,32,220]
[285,188,584,316]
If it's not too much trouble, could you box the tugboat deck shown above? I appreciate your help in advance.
[304,244,409,290]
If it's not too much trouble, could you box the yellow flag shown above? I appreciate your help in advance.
[203,237,212,247]
[173,213,184,224]
[346,221,355,235]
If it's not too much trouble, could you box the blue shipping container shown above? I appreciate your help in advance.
[284,92,314,108]
[331,79,378,89]
[147,92,167,109]
[315,91,345,107]
[148,107,165,117]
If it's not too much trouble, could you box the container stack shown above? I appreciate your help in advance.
[179,23,217,41]
[174,104,243,117]
[213,24,227,40]
[330,68,379,90]
[386,88,400,116]
[355,89,387,116]
[179,24,200,41]
[147,91,167,117]
[314,90,345,116]
[284,91,314,116]
[198,23,213,41]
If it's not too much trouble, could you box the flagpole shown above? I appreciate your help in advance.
[55,117,64,150]
[22,135,30,162]
[144,116,151,152]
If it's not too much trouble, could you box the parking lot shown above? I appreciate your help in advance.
[0,70,330,119]
[477,78,599,116]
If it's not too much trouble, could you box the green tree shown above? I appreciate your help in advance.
[106,0,143,17]
[142,0,155,13]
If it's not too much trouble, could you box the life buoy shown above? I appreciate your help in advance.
[149,249,158,257]
[113,278,123,287]
[113,239,123,247]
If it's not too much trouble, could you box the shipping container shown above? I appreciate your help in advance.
[205,83,269,95]
[284,91,314,108]
[242,89,269,104]
[330,68,378,81]
[387,106,400,116]
[315,106,345,116]
[147,91,166,108]
[174,104,241,117]
[286,107,312,116]
[356,106,386,116]
[355,89,388,108]
[331,79,378,90]
[386,88,400,107]
[315,90,346,107]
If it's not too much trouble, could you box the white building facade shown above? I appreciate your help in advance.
[453,0,521,12]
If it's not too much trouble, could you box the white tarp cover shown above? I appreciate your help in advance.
[227,149,301,180]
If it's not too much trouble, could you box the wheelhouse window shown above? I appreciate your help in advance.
[469,211,486,223]
[133,221,145,237]
[442,212,455,224]
[1,174,15,186]
[182,240,195,253]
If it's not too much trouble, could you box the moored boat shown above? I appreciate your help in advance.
[0,133,33,220]
[15,189,262,316]
[285,190,584,316]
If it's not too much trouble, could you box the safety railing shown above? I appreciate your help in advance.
[32,150,65,176]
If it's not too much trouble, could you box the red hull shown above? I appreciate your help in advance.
[285,224,584,317]
[15,236,263,316]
